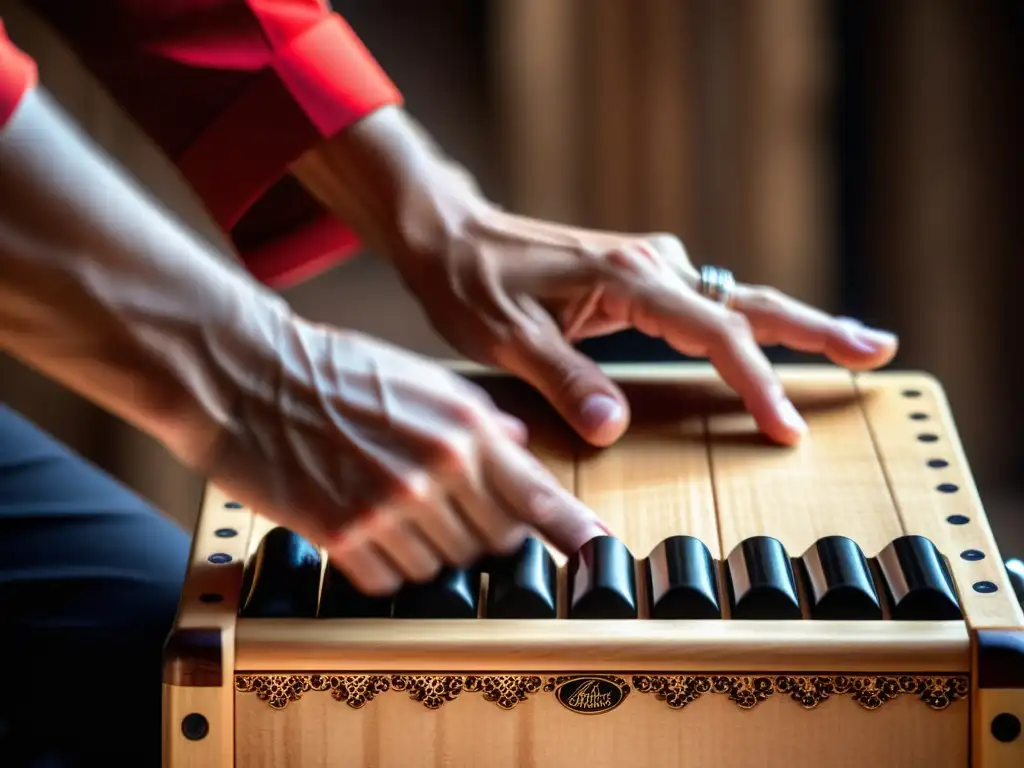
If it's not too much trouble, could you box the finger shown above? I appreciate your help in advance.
[408,495,483,566]
[732,285,898,370]
[452,377,529,443]
[497,300,629,447]
[485,435,611,556]
[496,412,529,444]
[702,308,808,445]
[363,508,442,583]
[629,284,808,445]
[325,535,402,597]
[449,481,528,555]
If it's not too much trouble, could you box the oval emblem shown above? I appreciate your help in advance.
[552,676,628,715]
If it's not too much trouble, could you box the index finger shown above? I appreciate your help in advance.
[484,434,611,556]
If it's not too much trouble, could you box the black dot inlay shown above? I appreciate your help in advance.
[181,714,209,741]
[960,550,986,561]
[991,713,1021,743]
[973,581,998,594]
[208,553,232,565]
[902,389,922,398]
[215,528,238,538]
[909,412,929,420]
[918,433,939,443]
[936,483,959,494]
[199,593,224,604]
[224,501,243,509]
[928,459,949,469]
[946,515,970,526]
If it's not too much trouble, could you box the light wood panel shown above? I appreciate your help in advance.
[575,394,718,560]
[234,682,968,768]
[857,372,1024,629]
[708,368,903,558]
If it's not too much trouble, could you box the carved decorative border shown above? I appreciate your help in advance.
[631,674,969,712]
[235,673,968,713]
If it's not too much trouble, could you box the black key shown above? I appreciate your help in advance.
[318,564,393,618]
[876,535,963,620]
[644,535,721,619]
[726,536,802,620]
[567,536,638,619]
[239,527,321,618]
[799,536,882,620]
[393,567,481,618]
[486,537,557,619]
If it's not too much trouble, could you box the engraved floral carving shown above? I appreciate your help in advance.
[390,675,464,709]
[464,675,543,710]
[234,674,391,710]
[632,674,970,712]
[234,675,311,710]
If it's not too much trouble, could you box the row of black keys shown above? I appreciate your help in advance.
[238,529,964,622]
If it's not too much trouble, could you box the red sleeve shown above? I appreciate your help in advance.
[22,1,404,288]
[0,20,37,130]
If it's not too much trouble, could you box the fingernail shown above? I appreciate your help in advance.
[839,319,897,354]
[854,327,897,350]
[580,394,624,431]
[777,399,808,435]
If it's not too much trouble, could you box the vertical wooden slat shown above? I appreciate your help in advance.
[864,0,1011,487]
[491,0,582,222]
[702,0,834,308]
[635,0,698,240]
[584,0,636,231]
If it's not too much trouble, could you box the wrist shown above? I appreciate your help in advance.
[292,107,490,269]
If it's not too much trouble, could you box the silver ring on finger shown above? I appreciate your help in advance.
[698,265,737,309]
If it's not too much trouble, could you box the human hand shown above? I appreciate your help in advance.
[392,205,898,448]
[203,317,609,595]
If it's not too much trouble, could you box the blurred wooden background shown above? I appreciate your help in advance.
[1,0,1020,550]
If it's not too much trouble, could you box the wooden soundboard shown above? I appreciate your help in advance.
[162,364,1024,768]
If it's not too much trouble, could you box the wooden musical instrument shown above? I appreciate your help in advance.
[162,364,1024,767]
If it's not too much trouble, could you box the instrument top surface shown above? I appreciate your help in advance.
[182,365,1022,666]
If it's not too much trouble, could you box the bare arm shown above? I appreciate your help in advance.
[0,87,287,464]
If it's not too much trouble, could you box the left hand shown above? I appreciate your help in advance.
[392,202,897,449]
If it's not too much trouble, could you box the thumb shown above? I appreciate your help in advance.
[502,329,630,447]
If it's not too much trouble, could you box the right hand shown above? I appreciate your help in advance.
[202,316,608,596]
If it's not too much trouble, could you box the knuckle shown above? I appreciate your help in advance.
[646,233,688,262]
[646,232,682,251]
[712,310,753,343]
[430,438,474,480]
[450,399,488,430]
[390,471,432,505]
[752,285,786,313]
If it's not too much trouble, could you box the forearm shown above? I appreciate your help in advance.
[0,88,289,463]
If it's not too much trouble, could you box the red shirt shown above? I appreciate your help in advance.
[0,1,403,287]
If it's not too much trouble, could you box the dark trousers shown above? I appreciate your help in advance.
[0,404,190,767]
